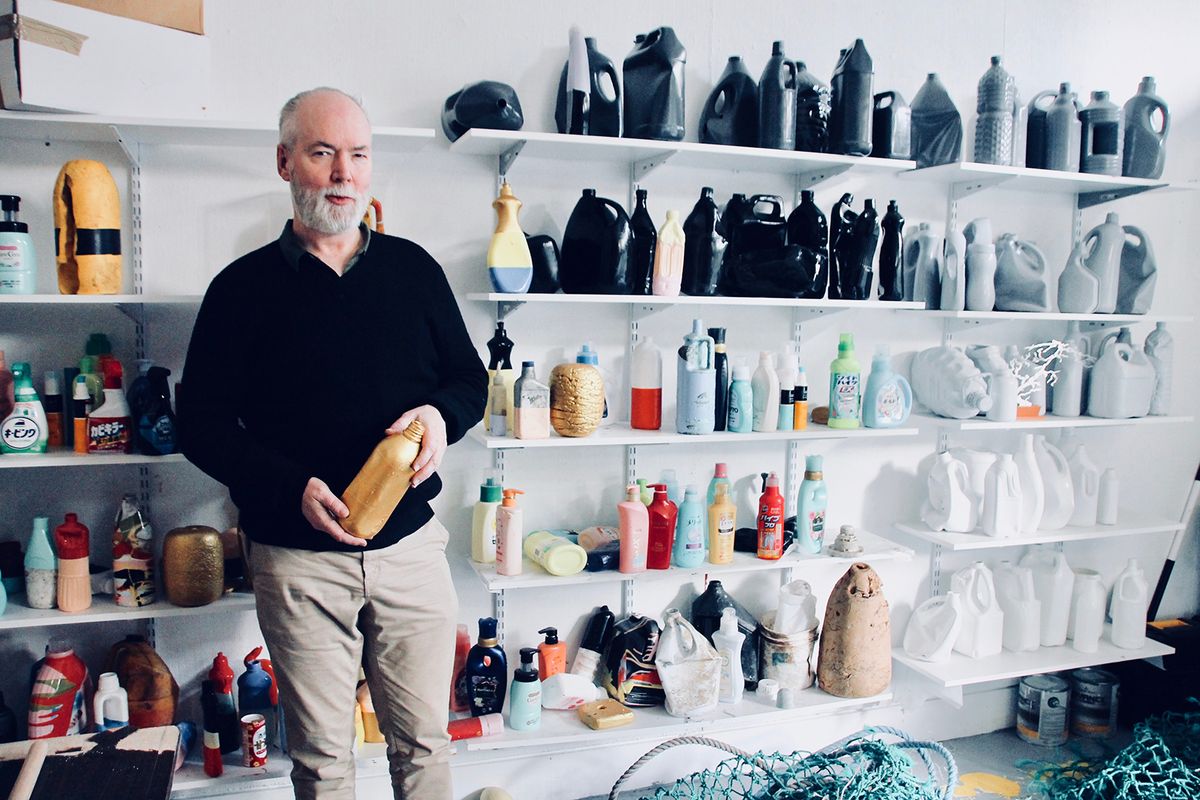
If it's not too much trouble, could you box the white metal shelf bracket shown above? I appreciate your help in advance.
[621,579,635,617]
[632,152,675,183]
[495,299,525,320]
[930,544,944,597]
[493,589,506,641]
[950,176,1013,202]
[497,141,526,178]
[625,445,638,488]
[492,449,506,485]
[1077,183,1165,210]
[797,165,851,190]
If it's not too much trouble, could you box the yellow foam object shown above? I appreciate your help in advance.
[954,772,1022,797]
[53,159,122,294]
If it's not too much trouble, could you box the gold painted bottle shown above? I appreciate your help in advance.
[341,420,424,539]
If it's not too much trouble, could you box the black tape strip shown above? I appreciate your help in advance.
[74,228,121,256]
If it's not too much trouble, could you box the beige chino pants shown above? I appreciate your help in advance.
[250,517,458,800]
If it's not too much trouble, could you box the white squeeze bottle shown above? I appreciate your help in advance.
[495,489,525,576]
[712,607,745,703]
[751,351,780,432]
[470,476,503,564]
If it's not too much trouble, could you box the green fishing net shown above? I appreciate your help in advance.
[630,727,955,800]
[1019,700,1200,800]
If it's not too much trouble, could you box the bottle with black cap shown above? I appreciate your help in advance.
[708,327,729,431]
[0,195,35,294]
[464,617,507,717]
[508,647,542,732]
[537,626,566,680]
[569,606,615,681]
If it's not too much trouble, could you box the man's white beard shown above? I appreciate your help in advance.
[292,182,369,235]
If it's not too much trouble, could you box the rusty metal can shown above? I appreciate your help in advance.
[241,713,267,767]
[1070,668,1119,739]
[1017,674,1070,746]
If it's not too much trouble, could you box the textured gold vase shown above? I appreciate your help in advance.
[550,363,604,437]
[162,525,224,607]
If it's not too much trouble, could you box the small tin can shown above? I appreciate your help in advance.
[241,713,267,767]
[1070,668,1119,739]
[1017,674,1070,746]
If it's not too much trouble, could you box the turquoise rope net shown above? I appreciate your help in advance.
[1019,700,1200,800]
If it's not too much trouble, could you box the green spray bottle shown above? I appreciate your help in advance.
[827,333,861,429]
[1,362,48,453]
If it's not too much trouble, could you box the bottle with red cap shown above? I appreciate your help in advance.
[647,484,678,570]
[87,359,132,453]
[756,471,785,560]
[28,637,90,738]
[54,513,91,613]
[208,652,240,753]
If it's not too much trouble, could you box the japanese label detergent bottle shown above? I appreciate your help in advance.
[1,361,48,453]
[54,513,91,613]
[113,494,155,607]
[647,484,678,569]
[827,333,861,428]
[672,485,707,567]
[707,481,736,565]
[86,359,132,453]
[487,181,533,293]
[675,319,715,434]
[797,455,828,553]
[756,472,785,559]
[863,345,912,428]
[0,195,36,294]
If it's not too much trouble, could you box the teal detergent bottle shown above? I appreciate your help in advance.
[862,345,912,428]
[672,485,707,567]
[797,455,828,553]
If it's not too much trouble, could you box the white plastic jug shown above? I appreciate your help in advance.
[1098,468,1119,525]
[1068,444,1100,527]
[1020,546,1074,647]
[775,579,818,634]
[1014,434,1045,535]
[921,452,977,532]
[982,453,1022,538]
[911,346,993,420]
[1069,569,1106,654]
[950,562,1004,658]
[948,446,996,509]
[902,592,963,663]
[1109,559,1149,650]
[993,562,1040,652]
[940,224,967,311]
[1033,436,1074,530]
[1088,333,1155,419]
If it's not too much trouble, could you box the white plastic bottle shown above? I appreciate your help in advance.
[776,344,798,430]
[93,671,129,730]
[630,337,663,430]
[993,561,1041,652]
[712,607,745,704]
[1144,322,1173,416]
[1014,434,1045,534]
[1020,547,1074,647]
[495,489,525,576]
[470,476,502,564]
[1068,445,1100,527]
[751,351,780,432]
[1068,568,1106,653]
[1109,558,1148,649]
[982,453,1022,538]
[1097,468,1119,525]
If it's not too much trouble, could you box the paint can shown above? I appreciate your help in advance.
[1070,668,1119,739]
[241,713,267,767]
[1016,674,1070,746]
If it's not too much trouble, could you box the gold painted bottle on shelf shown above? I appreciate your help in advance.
[340,420,424,539]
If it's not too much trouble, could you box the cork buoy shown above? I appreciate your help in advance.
[817,562,891,698]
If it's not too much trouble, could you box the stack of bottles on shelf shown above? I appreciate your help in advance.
[451,562,892,739]
[470,458,852,578]
[0,333,178,457]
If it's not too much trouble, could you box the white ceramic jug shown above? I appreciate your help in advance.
[902,591,963,663]
[921,452,977,532]
[950,562,1004,658]
[1020,546,1074,647]
[1083,212,1123,314]
[911,346,993,420]
[1033,436,1074,530]
[1014,434,1045,534]
[904,223,942,309]
[982,453,1022,538]
[949,446,996,509]
[993,561,1041,652]
[1068,568,1106,653]
[1109,558,1149,649]
[1068,444,1100,527]
[1088,333,1155,419]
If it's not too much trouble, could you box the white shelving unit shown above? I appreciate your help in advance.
[912,412,1194,432]
[892,512,1183,551]
[893,628,1174,707]
[0,593,256,631]
[0,450,189,469]
[469,422,917,450]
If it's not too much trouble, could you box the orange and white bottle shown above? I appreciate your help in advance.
[630,338,662,430]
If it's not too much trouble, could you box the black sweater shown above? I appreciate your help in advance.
[179,231,487,551]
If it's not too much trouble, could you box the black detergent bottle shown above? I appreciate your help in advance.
[786,189,829,299]
[878,201,905,301]
[692,580,761,687]
[629,188,657,295]
[758,41,797,150]
[911,73,963,168]
[556,35,622,137]
[623,27,686,141]
[829,39,874,156]
[700,56,758,147]
[559,189,632,294]
[827,193,855,299]
[136,366,177,455]
[872,91,911,159]
[716,193,752,296]
[681,187,725,296]
[464,617,507,717]
[708,327,729,431]
[839,198,879,300]
[794,62,831,153]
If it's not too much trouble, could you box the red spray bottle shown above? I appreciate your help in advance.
[756,471,785,559]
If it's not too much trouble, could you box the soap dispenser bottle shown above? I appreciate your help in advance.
[0,195,35,294]
[537,627,566,679]
[465,617,508,717]
[495,488,525,577]
[508,647,542,731]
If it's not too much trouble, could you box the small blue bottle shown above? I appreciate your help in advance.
[796,455,828,553]
[726,364,753,433]
[862,345,912,428]
[672,485,707,567]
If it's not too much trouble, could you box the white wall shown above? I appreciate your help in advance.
[1,1,1198,798]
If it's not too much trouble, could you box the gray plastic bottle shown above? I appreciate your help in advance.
[974,56,1016,165]
[1122,77,1169,179]
[910,73,963,168]
[758,41,797,150]
[828,39,873,156]
[1043,83,1081,172]
[1079,91,1123,175]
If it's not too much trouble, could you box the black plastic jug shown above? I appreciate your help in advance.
[1024,89,1057,170]
[716,193,752,291]
[681,187,725,296]
[837,199,879,300]
[794,62,831,153]
[722,246,825,299]
[555,37,622,138]
[692,580,761,687]
[700,56,758,147]
[440,81,525,142]
[910,73,963,168]
[758,41,797,150]
[559,189,632,294]
[828,39,874,156]
[878,200,905,301]
[525,234,560,294]
[871,91,911,159]
[734,195,787,252]
[623,27,686,141]
[786,189,829,299]
[827,193,855,299]
[628,188,657,295]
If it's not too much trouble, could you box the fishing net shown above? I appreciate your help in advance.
[1019,700,1200,800]
[607,726,956,800]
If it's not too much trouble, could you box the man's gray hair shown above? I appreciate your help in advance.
[278,87,369,148]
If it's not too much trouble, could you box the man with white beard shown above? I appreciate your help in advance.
[178,87,486,799]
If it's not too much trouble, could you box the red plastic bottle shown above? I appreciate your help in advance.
[28,640,90,738]
[208,652,240,754]
[646,483,678,570]
[54,513,92,613]
[756,471,785,559]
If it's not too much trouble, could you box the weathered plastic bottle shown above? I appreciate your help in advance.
[700,56,758,147]
[622,28,686,141]
[786,190,829,298]
[681,187,724,296]
[910,73,963,168]
[828,39,873,156]
[340,420,424,540]
[839,199,879,300]
[871,91,911,159]
[827,193,854,300]
[793,62,831,153]
[1044,83,1081,171]
[1079,90,1123,175]
[555,35,621,137]
[974,56,1017,165]
[757,41,796,150]
[1122,76,1169,179]
[1024,89,1056,169]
